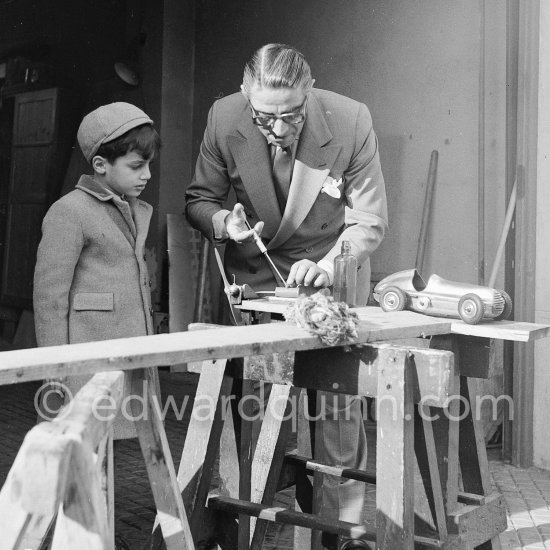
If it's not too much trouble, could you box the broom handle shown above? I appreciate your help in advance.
[415,150,438,272]
[488,179,517,288]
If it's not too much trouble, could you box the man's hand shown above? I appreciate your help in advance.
[287,260,330,288]
[225,203,264,243]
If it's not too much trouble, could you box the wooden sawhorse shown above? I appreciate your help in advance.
[172,307,549,549]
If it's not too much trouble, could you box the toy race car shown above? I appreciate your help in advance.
[373,269,512,324]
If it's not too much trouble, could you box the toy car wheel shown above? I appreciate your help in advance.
[458,293,485,324]
[495,290,513,321]
[380,286,407,312]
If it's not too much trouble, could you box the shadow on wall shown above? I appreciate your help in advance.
[370,134,408,282]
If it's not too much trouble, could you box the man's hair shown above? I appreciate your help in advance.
[242,43,314,94]
[96,124,161,163]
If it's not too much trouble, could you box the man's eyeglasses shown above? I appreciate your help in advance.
[249,97,308,127]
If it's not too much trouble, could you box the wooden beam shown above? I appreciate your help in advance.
[291,344,455,406]
[250,386,301,549]
[376,348,415,549]
[96,431,115,549]
[0,371,124,518]
[450,320,550,341]
[0,316,451,386]
[131,368,195,550]
[1,311,547,387]
[448,493,507,548]
[413,406,448,539]
[177,359,228,510]
[0,450,57,549]
[50,440,110,550]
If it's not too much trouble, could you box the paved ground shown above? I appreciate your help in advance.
[2,372,550,549]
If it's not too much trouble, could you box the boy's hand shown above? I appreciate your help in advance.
[225,203,264,243]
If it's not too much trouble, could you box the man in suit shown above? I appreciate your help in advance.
[185,44,387,549]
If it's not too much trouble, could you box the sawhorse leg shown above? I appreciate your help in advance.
[457,376,503,550]
[376,347,415,549]
[431,334,506,549]
[130,368,194,550]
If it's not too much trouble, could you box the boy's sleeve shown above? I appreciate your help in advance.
[33,201,84,347]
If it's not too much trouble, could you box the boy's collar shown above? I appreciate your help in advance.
[75,175,136,205]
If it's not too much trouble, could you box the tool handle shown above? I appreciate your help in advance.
[245,219,268,253]
[245,219,287,286]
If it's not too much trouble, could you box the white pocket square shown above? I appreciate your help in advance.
[321,176,343,199]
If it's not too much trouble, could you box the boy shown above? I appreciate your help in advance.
[33,102,161,437]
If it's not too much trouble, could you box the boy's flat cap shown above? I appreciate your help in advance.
[77,102,153,162]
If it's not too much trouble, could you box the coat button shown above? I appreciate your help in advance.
[305,247,313,253]
[149,280,152,287]
[321,223,328,230]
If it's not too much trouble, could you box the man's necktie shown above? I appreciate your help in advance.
[272,146,292,214]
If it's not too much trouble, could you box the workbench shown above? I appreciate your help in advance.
[175,304,550,550]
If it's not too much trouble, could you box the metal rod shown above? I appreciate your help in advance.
[213,247,239,326]
[245,221,288,287]
[214,247,231,289]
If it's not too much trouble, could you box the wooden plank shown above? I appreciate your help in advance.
[243,351,295,384]
[96,430,114,548]
[218,380,241,500]
[237,379,255,550]
[250,386,301,550]
[413,407,448,540]
[0,371,123,549]
[376,348,415,549]
[177,358,234,549]
[186,322,226,373]
[453,338,504,550]
[0,370,124,521]
[249,384,291,516]
[451,319,550,341]
[130,368,195,550]
[240,302,453,332]
[50,440,110,550]
[291,344,454,406]
[457,378,493,495]
[242,301,550,342]
[0,315,453,386]
[53,370,125,451]
[294,389,316,550]
[0,449,56,549]
[177,358,227,509]
[428,337,462,515]
[448,493,507,548]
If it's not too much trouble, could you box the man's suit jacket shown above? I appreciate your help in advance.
[185,88,388,304]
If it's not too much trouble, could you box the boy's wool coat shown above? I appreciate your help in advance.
[34,174,154,346]
[34,175,154,438]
